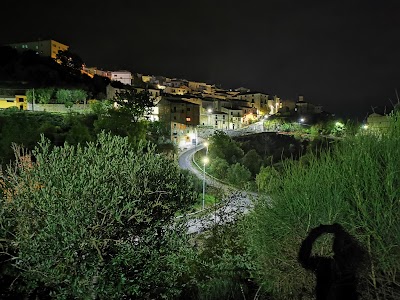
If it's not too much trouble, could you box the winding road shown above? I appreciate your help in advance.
[178,144,258,234]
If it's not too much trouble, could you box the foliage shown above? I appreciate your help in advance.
[247,114,400,299]
[241,149,262,177]
[264,118,283,131]
[90,100,113,116]
[26,88,54,104]
[55,89,87,104]
[71,89,88,103]
[94,110,148,145]
[0,133,198,299]
[114,89,154,122]
[55,50,84,72]
[208,156,230,179]
[55,89,72,104]
[209,131,244,164]
[255,166,281,193]
[187,218,259,300]
[147,121,170,144]
[227,163,251,188]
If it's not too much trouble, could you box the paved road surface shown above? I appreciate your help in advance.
[178,144,259,234]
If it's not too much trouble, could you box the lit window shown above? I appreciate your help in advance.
[186,117,191,122]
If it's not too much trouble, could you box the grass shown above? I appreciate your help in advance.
[245,113,400,299]
[192,193,218,211]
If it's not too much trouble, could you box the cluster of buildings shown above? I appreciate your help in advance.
[2,38,326,146]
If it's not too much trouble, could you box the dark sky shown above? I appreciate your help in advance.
[2,0,400,119]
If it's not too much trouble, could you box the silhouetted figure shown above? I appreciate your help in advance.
[298,223,367,300]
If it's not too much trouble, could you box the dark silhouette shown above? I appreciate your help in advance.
[298,223,368,300]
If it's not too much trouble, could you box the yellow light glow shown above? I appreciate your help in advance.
[203,157,209,164]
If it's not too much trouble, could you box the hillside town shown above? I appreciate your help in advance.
[0,39,345,147]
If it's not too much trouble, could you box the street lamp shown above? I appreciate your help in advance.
[203,141,209,155]
[202,156,209,210]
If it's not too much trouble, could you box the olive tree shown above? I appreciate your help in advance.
[0,133,197,299]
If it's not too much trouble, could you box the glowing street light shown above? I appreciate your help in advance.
[203,141,209,155]
[202,156,209,210]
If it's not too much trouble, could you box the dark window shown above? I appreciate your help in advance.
[187,107,190,111]
[215,121,218,125]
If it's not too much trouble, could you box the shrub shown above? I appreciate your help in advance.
[227,163,251,188]
[0,133,197,299]
[247,114,400,299]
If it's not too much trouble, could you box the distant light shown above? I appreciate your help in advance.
[299,118,305,123]
[204,142,209,147]
[203,157,209,164]
[362,124,369,129]
[186,117,191,122]
[207,108,213,113]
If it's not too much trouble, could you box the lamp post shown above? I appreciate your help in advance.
[202,156,209,210]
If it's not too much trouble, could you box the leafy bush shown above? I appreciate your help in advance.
[0,133,197,299]
[55,89,72,104]
[26,88,54,104]
[247,114,400,299]
[209,131,244,164]
[227,163,251,188]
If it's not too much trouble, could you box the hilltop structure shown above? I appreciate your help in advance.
[6,39,69,59]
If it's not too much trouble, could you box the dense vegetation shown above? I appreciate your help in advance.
[247,114,400,299]
[198,130,305,189]
[0,46,111,99]
[0,133,198,299]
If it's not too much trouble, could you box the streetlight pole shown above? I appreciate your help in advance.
[202,142,209,210]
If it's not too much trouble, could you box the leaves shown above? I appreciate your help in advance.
[0,133,197,298]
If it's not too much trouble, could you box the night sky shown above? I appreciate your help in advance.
[2,0,400,119]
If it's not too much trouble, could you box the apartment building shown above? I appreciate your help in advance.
[110,71,132,85]
[7,39,69,59]
[158,96,200,146]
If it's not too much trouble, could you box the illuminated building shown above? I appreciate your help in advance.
[7,39,69,59]
[0,95,27,110]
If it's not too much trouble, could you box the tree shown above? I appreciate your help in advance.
[227,163,251,188]
[55,50,84,72]
[208,156,230,179]
[0,133,197,299]
[71,89,88,103]
[55,89,72,104]
[241,149,262,177]
[114,89,154,122]
[209,131,244,164]
[26,88,54,104]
